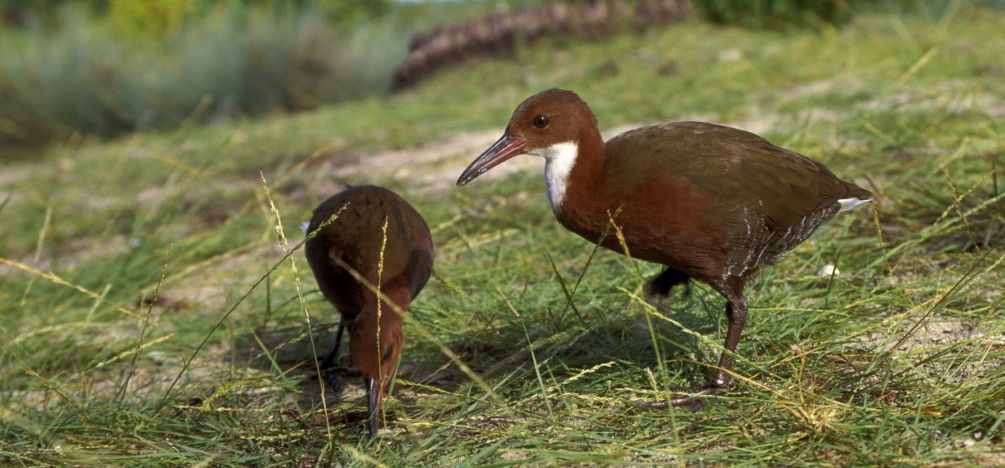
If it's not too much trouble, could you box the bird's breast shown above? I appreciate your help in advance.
[554,176,730,279]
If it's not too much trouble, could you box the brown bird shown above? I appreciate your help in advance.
[457,89,871,408]
[305,185,434,435]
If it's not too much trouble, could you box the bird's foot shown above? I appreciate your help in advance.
[319,351,351,371]
[631,385,725,412]
[322,371,344,393]
[313,365,359,393]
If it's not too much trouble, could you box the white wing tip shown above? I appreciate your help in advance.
[838,197,871,213]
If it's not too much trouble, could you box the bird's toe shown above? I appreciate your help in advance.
[631,385,723,411]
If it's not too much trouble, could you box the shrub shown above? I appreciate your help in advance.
[692,0,858,28]
[0,2,410,152]
[108,0,195,42]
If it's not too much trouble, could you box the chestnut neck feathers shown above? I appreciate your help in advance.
[350,289,407,383]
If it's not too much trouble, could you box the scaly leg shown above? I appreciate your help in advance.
[320,322,345,369]
[634,294,748,410]
[711,295,747,389]
[319,321,347,391]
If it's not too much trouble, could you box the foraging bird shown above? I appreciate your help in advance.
[305,185,433,434]
[456,89,871,408]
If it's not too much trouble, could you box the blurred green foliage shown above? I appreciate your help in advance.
[107,0,195,42]
[0,0,391,27]
[0,0,411,151]
[692,0,855,28]
[690,0,1005,28]
[311,0,391,20]
[2,0,987,153]
[0,0,505,153]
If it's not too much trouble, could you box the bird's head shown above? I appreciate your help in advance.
[457,88,597,186]
[350,291,407,437]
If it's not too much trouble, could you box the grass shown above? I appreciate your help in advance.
[2,3,1004,466]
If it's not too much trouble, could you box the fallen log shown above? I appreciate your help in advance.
[392,0,691,90]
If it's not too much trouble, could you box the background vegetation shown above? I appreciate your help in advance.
[0,0,489,152]
[1,0,1003,465]
[2,0,970,154]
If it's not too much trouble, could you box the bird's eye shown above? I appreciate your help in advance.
[382,345,394,361]
[533,114,549,128]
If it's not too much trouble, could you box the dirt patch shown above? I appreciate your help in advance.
[298,129,543,198]
[846,318,1004,391]
[868,320,1000,351]
[851,318,1005,356]
[781,78,859,102]
[156,244,274,315]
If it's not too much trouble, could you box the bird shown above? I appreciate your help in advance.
[304,185,434,435]
[456,88,871,408]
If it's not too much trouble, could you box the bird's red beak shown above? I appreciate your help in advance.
[366,377,384,437]
[456,133,527,186]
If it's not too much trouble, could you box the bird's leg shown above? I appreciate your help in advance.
[319,322,348,391]
[633,294,747,410]
[647,267,690,298]
[711,295,747,390]
[320,322,345,369]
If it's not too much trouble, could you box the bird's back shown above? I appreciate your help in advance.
[598,122,870,279]
[305,186,434,317]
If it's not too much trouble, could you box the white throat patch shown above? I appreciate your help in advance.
[528,142,579,211]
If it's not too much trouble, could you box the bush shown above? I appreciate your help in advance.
[108,0,194,42]
[692,0,857,28]
[0,2,410,151]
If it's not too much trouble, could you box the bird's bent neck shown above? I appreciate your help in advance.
[351,301,404,382]
[361,286,411,318]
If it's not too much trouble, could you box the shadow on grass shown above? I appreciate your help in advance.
[229,323,344,396]
[219,281,732,444]
[403,289,724,394]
